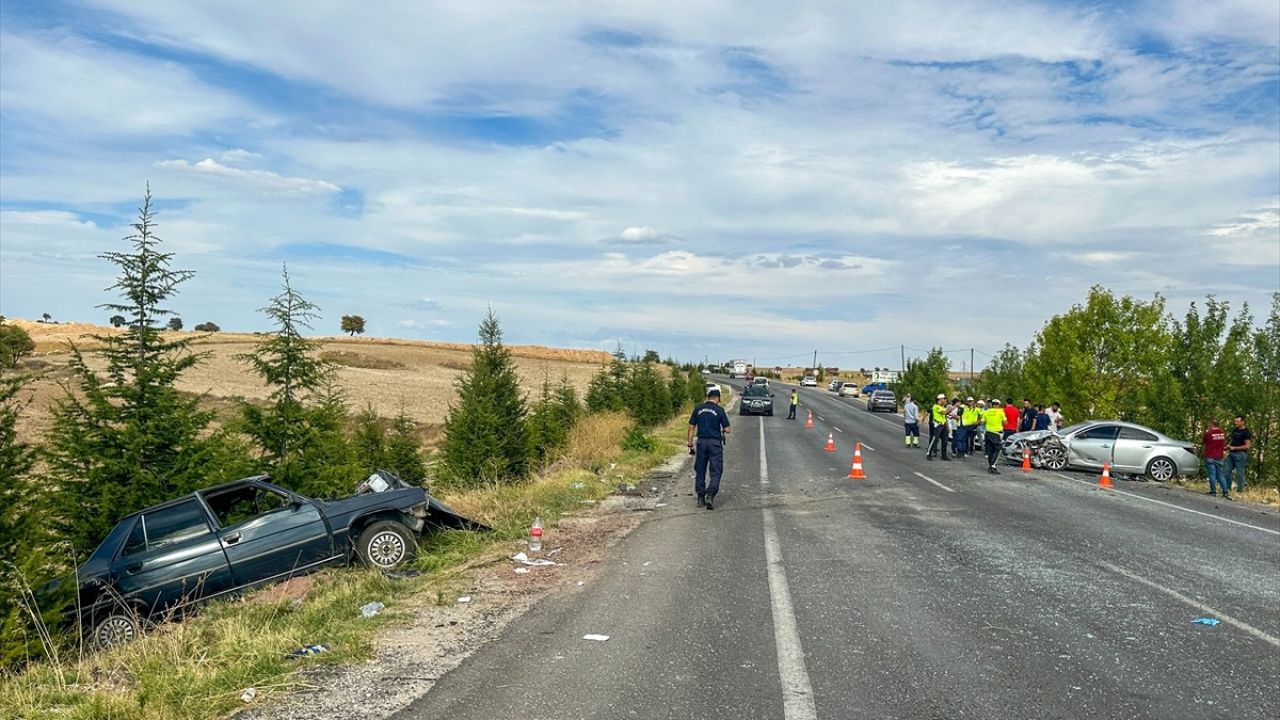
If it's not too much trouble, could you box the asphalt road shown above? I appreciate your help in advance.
[397,378,1280,720]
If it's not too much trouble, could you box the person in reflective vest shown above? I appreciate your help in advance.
[926,393,950,461]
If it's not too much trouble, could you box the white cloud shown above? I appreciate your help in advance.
[155,158,341,196]
[220,148,263,163]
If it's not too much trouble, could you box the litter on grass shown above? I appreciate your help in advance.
[582,634,610,642]
[1192,617,1220,626]
[383,568,423,580]
[511,551,556,566]
[240,688,257,703]
[285,644,329,660]
[514,567,530,574]
[360,601,385,618]
[457,596,472,604]
[547,547,563,557]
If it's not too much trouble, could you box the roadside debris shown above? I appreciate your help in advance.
[582,634,610,642]
[510,551,556,566]
[285,644,330,660]
[240,688,257,703]
[383,568,423,580]
[457,596,472,604]
[571,482,586,489]
[655,503,668,507]
[1192,617,1220,626]
[546,547,563,557]
[529,516,544,552]
[514,567,530,574]
[360,601,385,618]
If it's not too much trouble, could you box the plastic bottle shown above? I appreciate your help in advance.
[529,516,543,552]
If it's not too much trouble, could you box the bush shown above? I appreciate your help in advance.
[0,324,34,368]
[621,427,657,453]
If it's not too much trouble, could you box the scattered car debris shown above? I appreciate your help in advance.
[360,601,385,618]
[383,568,423,580]
[241,688,257,703]
[655,503,668,507]
[571,482,586,489]
[1192,617,1220,626]
[457,596,472,604]
[582,634,610,642]
[546,547,563,557]
[285,644,330,660]
[510,551,556,566]
[514,567,530,574]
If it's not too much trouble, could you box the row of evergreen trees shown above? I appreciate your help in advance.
[0,189,704,667]
[893,287,1279,486]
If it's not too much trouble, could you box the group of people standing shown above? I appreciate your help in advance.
[1202,417,1253,499]
[902,395,1063,474]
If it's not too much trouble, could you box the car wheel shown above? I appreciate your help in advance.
[357,521,417,569]
[1042,445,1069,471]
[1145,456,1177,482]
[93,609,141,650]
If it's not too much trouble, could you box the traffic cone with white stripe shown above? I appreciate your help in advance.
[1021,446,1032,472]
[1099,462,1113,489]
[824,432,836,452]
[848,443,866,479]
[805,410,814,429]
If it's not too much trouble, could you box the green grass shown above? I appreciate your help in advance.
[0,410,690,720]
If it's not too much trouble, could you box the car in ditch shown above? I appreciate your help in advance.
[739,383,775,416]
[60,471,488,650]
[1001,420,1198,481]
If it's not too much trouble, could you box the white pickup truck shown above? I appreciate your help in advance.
[801,375,818,387]
[730,361,748,378]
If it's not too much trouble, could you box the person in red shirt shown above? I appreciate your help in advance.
[1202,419,1229,499]
[1002,398,1020,440]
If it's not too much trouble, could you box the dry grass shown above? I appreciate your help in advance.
[1172,477,1280,507]
[563,411,631,471]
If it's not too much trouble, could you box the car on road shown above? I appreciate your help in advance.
[828,380,845,393]
[866,389,897,412]
[838,383,861,398]
[801,375,818,387]
[705,382,721,395]
[863,382,889,395]
[1001,420,1198,481]
[739,383,775,416]
[752,377,770,388]
[59,472,487,650]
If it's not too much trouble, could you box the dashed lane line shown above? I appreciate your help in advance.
[912,471,957,493]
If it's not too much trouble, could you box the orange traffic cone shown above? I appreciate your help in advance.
[824,432,836,452]
[848,443,866,479]
[805,410,814,429]
[1021,446,1032,472]
[1099,462,1113,489]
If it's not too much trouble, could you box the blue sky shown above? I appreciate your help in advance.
[1,0,1277,371]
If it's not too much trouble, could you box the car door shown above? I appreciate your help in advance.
[201,482,336,587]
[1066,425,1120,469]
[1114,426,1159,473]
[111,499,235,614]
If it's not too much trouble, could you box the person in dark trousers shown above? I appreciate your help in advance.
[787,389,799,419]
[687,387,731,509]
[1225,415,1253,494]
[926,393,950,461]
[1019,398,1036,432]
[982,399,1006,473]
[1202,419,1229,499]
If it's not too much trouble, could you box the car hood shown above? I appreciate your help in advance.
[1005,429,1055,443]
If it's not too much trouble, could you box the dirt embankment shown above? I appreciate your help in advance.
[4,319,614,444]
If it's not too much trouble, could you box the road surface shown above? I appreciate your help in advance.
[397,378,1280,720]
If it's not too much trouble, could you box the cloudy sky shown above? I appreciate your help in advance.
[1,1,1277,371]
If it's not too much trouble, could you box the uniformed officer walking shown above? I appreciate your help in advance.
[687,387,732,510]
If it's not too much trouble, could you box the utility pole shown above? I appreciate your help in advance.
[970,348,975,381]
[901,344,905,373]
[812,349,818,371]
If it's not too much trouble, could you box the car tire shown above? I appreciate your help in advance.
[1145,456,1176,483]
[92,608,141,650]
[356,520,417,570]
[1042,445,1069,471]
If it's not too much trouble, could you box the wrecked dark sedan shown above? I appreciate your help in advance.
[66,471,486,649]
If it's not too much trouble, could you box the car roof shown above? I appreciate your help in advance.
[113,474,275,521]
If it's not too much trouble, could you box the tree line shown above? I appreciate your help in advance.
[893,286,1279,486]
[0,188,702,668]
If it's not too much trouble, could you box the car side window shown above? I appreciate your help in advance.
[204,485,292,529]
[126,500,211,555]
[1076,426,1119,440]
[1118,427,1158,442]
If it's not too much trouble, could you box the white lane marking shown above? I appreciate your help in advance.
[760,419,819,720]
[859,443,875,452]
[1052,473,1280,537]
[816,415,825,422]
[912,471,957,493]
[1098,561,1280,648]
[833,426,843,433]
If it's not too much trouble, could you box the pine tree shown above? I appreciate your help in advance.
[439,310,530,487]
[383,412,426,486]
[238,266,355,496]
[44,188,233,558]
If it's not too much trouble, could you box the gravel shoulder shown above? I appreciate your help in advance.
[238,452,691,720]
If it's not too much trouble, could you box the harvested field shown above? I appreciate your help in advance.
[4,319,613,445]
